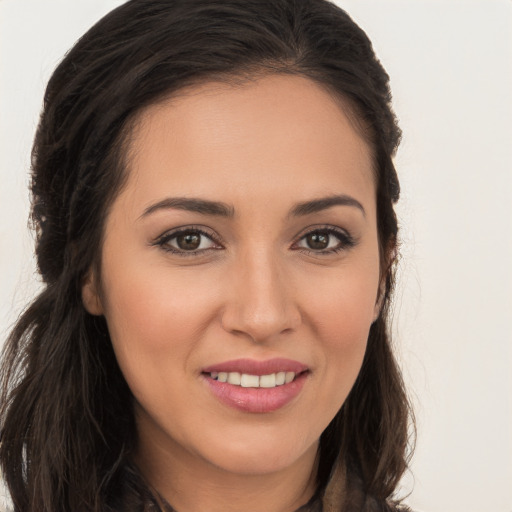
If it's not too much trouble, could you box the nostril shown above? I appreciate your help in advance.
[220,314,300,343]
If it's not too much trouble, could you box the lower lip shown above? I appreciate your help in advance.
[203,372,308,413]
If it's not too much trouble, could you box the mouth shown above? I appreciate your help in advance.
[201,358,310,413]
[206,370,303,388]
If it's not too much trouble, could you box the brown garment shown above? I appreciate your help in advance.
[155,469,411,512]
[319,459,412,512]
[126,460,411,512]
[321,454,347,512]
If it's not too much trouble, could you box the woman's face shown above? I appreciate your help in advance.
[83,75,381,479]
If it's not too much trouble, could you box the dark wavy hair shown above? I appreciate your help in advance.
[0,0,413,510]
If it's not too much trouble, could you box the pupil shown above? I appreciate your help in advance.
[307,232,329,250]
[177,233,201,250]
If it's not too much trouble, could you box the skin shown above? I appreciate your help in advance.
[83,74,381,512]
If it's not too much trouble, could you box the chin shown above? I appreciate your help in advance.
[199,432,319,476]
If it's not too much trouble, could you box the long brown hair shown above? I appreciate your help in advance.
[0,1,413,510]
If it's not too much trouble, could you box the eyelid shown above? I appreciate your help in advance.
[151,223,356,257]
[152,225,224,255]
[291,224,357,254]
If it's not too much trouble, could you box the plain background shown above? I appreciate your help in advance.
[1,1,511,511]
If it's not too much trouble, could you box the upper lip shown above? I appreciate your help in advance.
[202,358,308,376]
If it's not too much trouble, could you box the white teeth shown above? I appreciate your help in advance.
[285,371,295,384]
[241,374,260,388]
[227,372,241,385]
[210,371,298,388]
[259,373,276,388]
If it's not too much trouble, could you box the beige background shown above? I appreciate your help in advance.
[1,1,511,511]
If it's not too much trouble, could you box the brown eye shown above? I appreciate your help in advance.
[176,232,201,250]
[305,232,330,250]
[156,228,220,254]
[294,227,355,254]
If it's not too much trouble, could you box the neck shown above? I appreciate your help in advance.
[135,423,319,512]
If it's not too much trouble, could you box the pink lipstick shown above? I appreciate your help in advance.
[202,358,309,413]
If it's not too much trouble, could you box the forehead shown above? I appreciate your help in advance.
[120,74,375,215]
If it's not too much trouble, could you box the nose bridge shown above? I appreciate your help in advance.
[222,245,300,341]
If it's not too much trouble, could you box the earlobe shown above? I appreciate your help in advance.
[373,244,396,322]
[373,297,383,323]
[372,281,385,323]
[82,271,104,315]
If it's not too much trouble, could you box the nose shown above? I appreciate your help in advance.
[220,249,301,343]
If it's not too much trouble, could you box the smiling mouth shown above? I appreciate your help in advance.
[206,371,304,388]
[202,361,310,412]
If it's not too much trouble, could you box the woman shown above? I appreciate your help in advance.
[0,0,414,510]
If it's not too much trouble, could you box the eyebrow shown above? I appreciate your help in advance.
[290,194,366,218]
[140,197,235,219]
[140,193,365,219]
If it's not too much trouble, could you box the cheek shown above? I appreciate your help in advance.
[316,294,372,376]
[304,255,379,340]
[314,314,371,424]
[301,261,379,403]
[320,291,375,348]
[100,261,221,382]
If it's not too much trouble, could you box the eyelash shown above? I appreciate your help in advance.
[292,226,356,255]
[153,226,223,257]
[153,225,356,257]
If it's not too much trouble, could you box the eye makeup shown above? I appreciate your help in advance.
[291,225,357,256]
[152,225,224,257]
[151,223,357,259]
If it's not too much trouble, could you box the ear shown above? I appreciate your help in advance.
[373,243,396,322]
[82,270,104,315]
[372,281,385,322]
